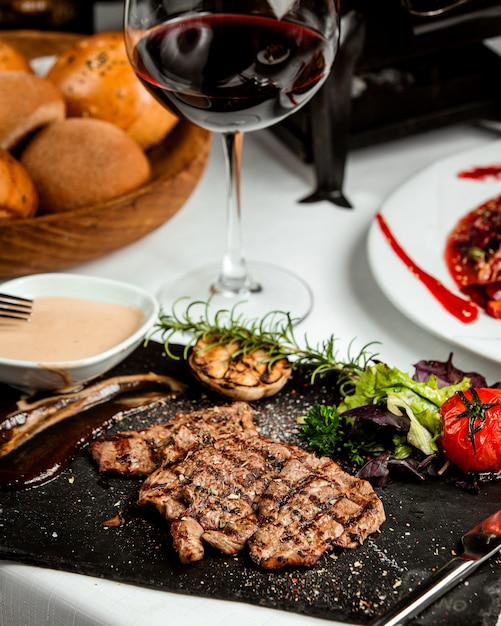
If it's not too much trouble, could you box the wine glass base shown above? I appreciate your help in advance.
[157,261,312,322]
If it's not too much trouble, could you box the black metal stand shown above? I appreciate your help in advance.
[273,0,501,208]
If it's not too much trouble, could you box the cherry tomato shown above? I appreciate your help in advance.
[439,387,501,473]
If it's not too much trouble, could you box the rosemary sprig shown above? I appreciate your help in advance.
[155,298,378,384]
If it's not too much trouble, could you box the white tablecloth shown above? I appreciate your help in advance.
[2,120,501,625]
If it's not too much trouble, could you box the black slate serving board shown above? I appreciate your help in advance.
[1,342,501,625]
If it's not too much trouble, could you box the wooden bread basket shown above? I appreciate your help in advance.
[0,30,211,279]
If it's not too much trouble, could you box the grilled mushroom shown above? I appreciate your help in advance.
[188,338,292,401]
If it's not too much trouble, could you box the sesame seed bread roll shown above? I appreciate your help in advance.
[20,118,151,214]
[46,31,178,150]
[0,148,38,219]
[0,72,65,150]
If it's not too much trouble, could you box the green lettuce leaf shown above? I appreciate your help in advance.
[338,363,470,454]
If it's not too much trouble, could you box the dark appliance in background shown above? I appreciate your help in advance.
[0,1,125,32]
[0,0,95,32]
[273,0,501,207]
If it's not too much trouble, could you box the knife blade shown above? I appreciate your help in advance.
[367,508,501,626]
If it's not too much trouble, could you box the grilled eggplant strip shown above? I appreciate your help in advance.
[0,394,173,491]
[0,373,186,458]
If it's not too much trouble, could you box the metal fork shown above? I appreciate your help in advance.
[0,293,33,321]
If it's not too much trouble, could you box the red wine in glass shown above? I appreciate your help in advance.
[132,14,333,133]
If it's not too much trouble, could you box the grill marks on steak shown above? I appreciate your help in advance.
[248,455,385,569]
[89,402,257,476]
[138,433,293,563]
[90,424,172,476]
[91,402,386,569]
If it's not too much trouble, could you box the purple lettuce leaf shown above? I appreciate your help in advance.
[412,352,488,388]
[357,453,437,487]
[342,404,410,433]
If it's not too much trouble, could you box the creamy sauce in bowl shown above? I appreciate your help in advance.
[0,296,145,362]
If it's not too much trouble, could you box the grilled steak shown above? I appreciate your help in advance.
[247,453,386,569]
[138,432,293,563]
[89,423,172,476]
[91,402,386,569]
[89,402,258,476]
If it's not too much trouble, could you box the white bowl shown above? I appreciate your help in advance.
[0,273,159,391]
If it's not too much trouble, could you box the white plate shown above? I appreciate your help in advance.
[0,273,158,391]
[367,139,501,364]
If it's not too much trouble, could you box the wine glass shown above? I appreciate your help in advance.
[124,0,340,321]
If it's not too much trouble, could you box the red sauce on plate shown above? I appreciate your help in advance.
[376,213,478,324]
[457,164,501,181]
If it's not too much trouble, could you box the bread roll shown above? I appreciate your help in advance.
[20,118,151,213]
[0,148,38,219]
[0,72,65,150]
[46,31,177,150]
[0,38,32,72]
[20,118,151,214]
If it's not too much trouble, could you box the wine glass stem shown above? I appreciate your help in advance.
[212,131,261,296]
